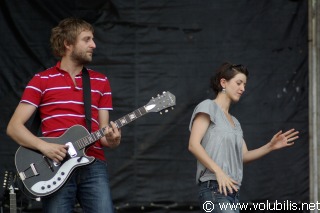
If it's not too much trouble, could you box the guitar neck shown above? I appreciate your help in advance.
[10,194,17,213]
[74,91,176,150]
[9,187,17,213]
[76,106,147,150]
[112,106,147,129]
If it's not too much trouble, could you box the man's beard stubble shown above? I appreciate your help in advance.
[71,49,92,65]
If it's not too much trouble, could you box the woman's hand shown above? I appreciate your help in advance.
[215,167,239,196]
[269,128,299,151]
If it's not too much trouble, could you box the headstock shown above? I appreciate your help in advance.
[145,91,176,114]
[2,171,14,192]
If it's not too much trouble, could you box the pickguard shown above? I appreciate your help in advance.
[31,157,89,194]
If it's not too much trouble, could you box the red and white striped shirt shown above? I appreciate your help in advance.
[21,62,113,161]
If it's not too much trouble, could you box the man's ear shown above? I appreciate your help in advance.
[64,40,72,52]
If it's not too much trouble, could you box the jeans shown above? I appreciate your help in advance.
[42,159,114,213]
[198,180,240,213]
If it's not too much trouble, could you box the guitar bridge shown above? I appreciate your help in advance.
[19,172,26,181]
[19,163,39,180]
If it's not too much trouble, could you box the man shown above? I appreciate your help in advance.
[7,17,121,212]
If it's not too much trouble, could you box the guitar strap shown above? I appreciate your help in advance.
[82,67,92,133]
[29,67,92,134]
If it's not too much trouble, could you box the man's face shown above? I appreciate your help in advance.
[71,30,96,64]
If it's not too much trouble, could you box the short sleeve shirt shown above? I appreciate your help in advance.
[189,99,244,185]
[20,62,113,161]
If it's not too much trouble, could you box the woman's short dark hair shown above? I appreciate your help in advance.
[210,62,249,95]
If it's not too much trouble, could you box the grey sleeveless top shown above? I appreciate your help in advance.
[189,99,244,185]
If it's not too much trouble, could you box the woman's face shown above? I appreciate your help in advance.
[224,73,247,102]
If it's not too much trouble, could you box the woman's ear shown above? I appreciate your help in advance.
[220,78,227,89]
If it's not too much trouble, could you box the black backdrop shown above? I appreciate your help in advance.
[0,0,308,211]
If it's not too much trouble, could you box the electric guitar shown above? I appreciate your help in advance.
[2,171,17,213]
[15,91,175,197]
[9,185,17,213]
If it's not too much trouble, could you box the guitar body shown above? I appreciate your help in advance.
[15,125,95,197]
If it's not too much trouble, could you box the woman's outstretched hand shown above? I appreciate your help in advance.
[269,128,299,151]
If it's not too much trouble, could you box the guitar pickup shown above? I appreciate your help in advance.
[52,142,77,167]
[66,142,77,157]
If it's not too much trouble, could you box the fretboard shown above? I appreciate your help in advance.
[10,193,17,213]
[76,106,147,149]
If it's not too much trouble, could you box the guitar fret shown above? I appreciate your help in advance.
[119,116,128,127]
[137,107,147,116]
[128,112,137,120]
[78,137,88,149]
[83,137,89,146]
[75,140,81,150]
[124,115,131,122]
[114,107,147,128]
[94,132,100,140]
[91,132,97,142]
[115,120,121,128]
[134,110,140,117]
[10,194,16,212]
[98,129,104,139]
[77,138,85,150]
[87,135,94,143]
[77,129,107,150]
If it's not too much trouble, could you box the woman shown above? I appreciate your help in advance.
[188,62,299,213]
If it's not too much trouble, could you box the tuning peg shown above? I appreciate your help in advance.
[160,112,162,115]
[165,109,168,113]
[171,107,174,110]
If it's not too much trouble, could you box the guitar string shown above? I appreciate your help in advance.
[23,107,148,176]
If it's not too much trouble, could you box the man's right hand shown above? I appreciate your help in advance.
[39,141,69,164]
